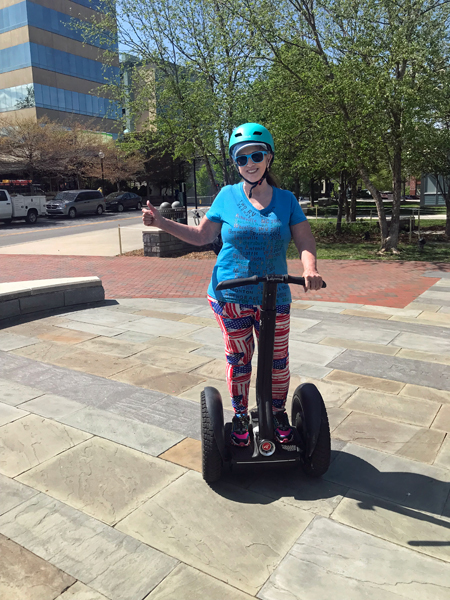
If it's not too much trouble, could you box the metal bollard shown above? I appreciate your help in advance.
[409,216,412,243]
[118,224,123,255]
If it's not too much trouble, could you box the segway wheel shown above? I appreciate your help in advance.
[292,384,331,478]
[201,391,222,483]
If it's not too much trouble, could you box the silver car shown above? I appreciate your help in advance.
[46,190,106,219]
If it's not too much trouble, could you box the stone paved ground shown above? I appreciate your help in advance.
[0,273,450,598]
[1,255,449,306]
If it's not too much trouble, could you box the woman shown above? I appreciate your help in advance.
[143,123,323,447]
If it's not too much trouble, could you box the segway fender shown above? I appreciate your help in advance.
[295,383,324,457]
[203,386,226,459]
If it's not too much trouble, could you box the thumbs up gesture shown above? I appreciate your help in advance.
[142,200,162,228]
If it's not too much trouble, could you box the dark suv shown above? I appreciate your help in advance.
[46,190,106,219]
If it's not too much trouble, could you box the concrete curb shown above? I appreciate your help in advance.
[0,277,105,321]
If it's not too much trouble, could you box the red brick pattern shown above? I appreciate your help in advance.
[0,255,447,308]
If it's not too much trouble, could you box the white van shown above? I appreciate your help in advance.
[0,189,47,224]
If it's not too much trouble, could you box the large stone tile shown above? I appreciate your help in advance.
[192,358,226,380]
[391,331,450,355]
[56,581,108,600]
[303,322,400,345]
[60,407,183,456]
[191,344,226,360]
[324,443,450,514]
[0,332,39,351]
[319,336,400,356]
[0,378,45,406]
[179,380,236,410]
[342,388,440,427]
[134,309,186,321]
[288,339,344,366]
[327,349,450,391]
[327,407,351,432]
[73,336,148,358]
[289,316,321,332]
[150,336,202,352]
[406,301,440,312]
[401,383,450,405]
[18,437,185,525]
[325,369,405,394]
[120,317,203,337]
[247,468,347,517]
[0,473,38,516]
[396,428,447,464]
[146,563,255,600]
[180,315,219,327]
[342,308,391,319]
[110,394,203,441]
[37,328,98,345]
[0,494,177,600]
[62,309,143,327]
[361,305,423,318]
[289,363,332,378]
[133,347,212,372]
[54,321,125,337]
[0,534,75,600]
[11,341,75,363]
[419,289,450,301]
[333,490,450,562]
[18,394,86,419]
[397,347,450,366]
[182,327,225,346]
[288,376,357,408]
[0,414,91,477]
[159,438,202,472]
[333,412,420,453]
[113,330,156,344]
[116,470,313,596]
[112,364,205,395]
[4,318,64,337]
[258,517,450,600]
[0,402,28,426]
[50,349,141,378]
[433,404,450,432]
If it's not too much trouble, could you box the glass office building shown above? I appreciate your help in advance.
[0,0,119,132]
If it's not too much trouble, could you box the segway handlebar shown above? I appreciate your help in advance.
[216,274,326,291]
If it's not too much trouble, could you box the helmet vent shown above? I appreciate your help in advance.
[234,132,242,137]
[254,131,262,135]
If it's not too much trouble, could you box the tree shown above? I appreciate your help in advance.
[234,0,450,252]
[76,0,258,189]
[0,116,64,182]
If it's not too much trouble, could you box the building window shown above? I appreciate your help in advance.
[0,2,117,50]
[0,82,119,119]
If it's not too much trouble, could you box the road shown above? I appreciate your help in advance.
[0,211,143,248]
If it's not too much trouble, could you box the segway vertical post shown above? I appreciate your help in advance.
[256,279,277,440]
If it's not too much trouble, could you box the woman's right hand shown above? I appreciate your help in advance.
[142,200,163,228]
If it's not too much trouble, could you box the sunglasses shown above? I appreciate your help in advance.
[235,151,268,167]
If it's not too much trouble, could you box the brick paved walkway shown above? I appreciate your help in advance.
[0,255,447,307]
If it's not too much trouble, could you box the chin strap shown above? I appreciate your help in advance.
[241,168,268,198]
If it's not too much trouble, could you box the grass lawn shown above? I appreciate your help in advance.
[285,219,450,261]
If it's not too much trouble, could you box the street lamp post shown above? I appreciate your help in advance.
[98,151,105,194]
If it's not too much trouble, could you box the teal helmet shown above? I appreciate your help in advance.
[228,123,275,161]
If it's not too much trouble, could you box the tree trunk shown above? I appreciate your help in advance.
[336,170,346,233]
[446,195,450,238]
[309,178,315,207]
[350,175,357,222]
[359,165,389,247]
[387,142,402,252]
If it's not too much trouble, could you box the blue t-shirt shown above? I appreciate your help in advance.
[206,183,307,305]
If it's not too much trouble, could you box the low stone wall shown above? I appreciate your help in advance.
[0,276,105,322]
[143,230,201,257]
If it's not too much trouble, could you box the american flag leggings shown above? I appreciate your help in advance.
[208,296,290,415]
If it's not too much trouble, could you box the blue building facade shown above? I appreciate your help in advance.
[0,0,119,131]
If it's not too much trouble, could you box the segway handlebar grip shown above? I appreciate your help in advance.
[216,275,260,291]
[287,276,327,289]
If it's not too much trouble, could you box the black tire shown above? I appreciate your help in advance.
[117,203,124,212]
[26,209,38,224]
[136,201,142,210]
[201,391,222,483]
[96,205,104,215]
[68,208,77,219]
[292,386,331,477]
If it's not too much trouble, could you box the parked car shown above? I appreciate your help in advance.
[46,190,106,219]
[105,192,143,212]
[0,189,47,224]
[357,189,372,199]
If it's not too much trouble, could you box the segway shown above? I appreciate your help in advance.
[201,274,331,483]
